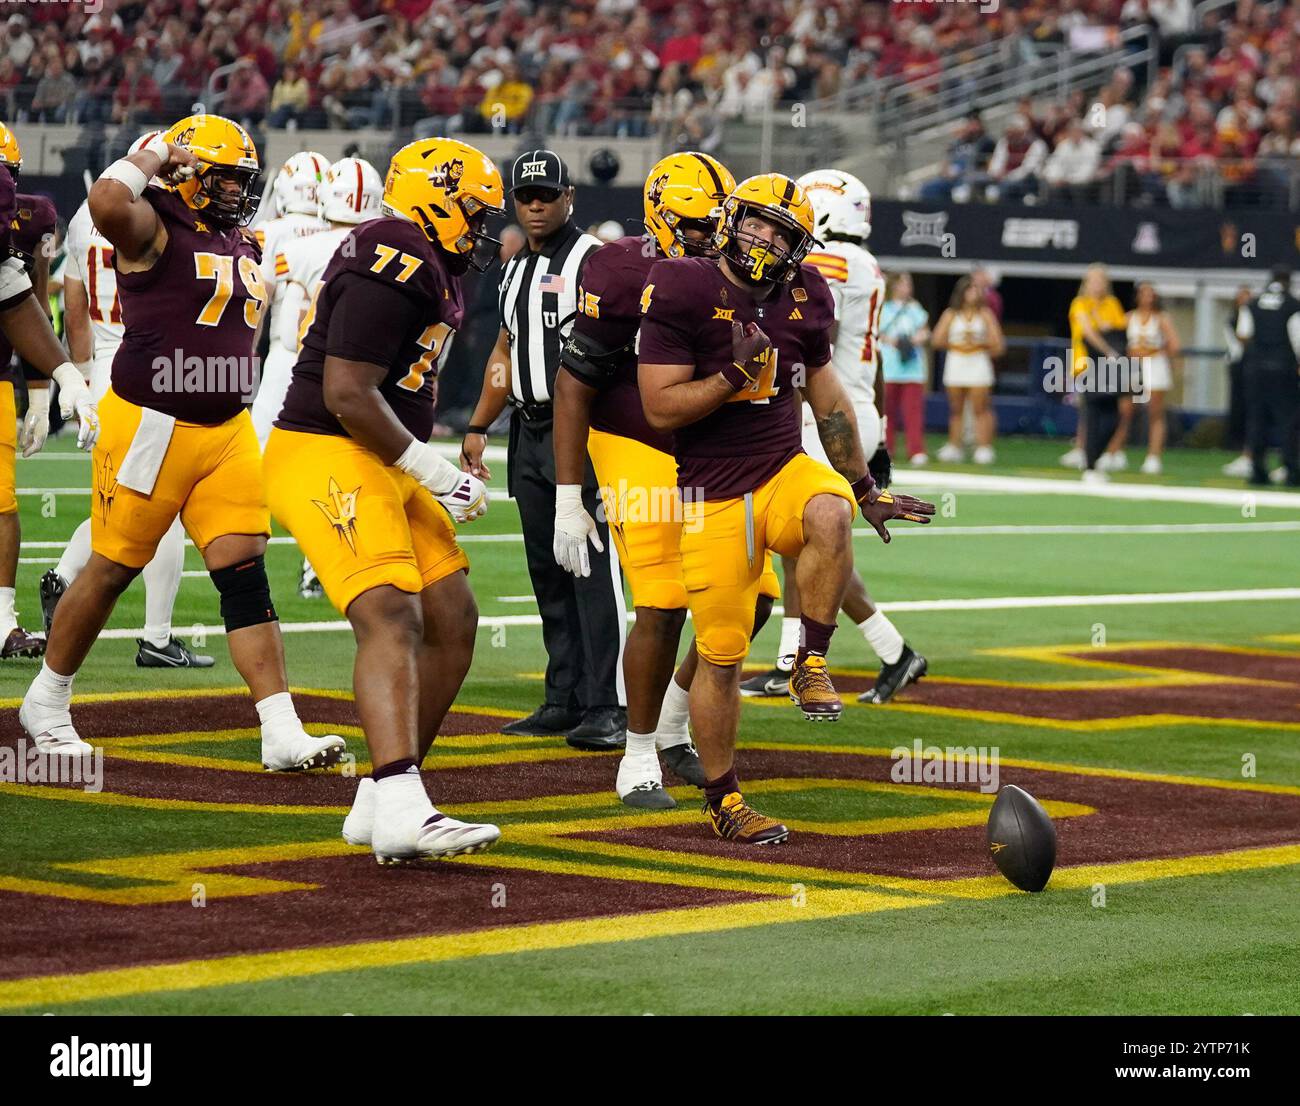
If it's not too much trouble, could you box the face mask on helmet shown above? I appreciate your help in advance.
[720,203,811,284]
[670,214,721,257]
[454,194,505,273]
[195,164,261,226]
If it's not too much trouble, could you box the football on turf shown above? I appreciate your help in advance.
[986,784,1056,892]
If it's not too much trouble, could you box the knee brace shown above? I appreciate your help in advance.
[210,555,277,632]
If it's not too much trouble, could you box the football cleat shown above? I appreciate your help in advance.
[1,626,46,659]
[859,645,928,704]
[739,667,792,698]
[705,792,789,846]
[18,698,94,757]
[39,569,66,634]
[261,729,347,772]
[373,809,501,865]
[659,741,707,787]
[135,636,215,668]
[617,752,676,810]
[565,706,627,751]
[298,559,324,599]
[342,777,377,846]
[500,703,582,737]
[789,655,842,721]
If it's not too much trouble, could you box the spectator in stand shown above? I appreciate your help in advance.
[1104,120,1155,203]
[268,62,312,129]
[920,111,996,203]
[111,52,163,127]
[659,7,703,69]
[29,53,78,123]
[1214,122,1258,207]
[4,14,35,68]
[1043,116,1102,203]
[879,272,932,467]
[480,61,533,133]
[224,56,271,128]
[985,115,1048,203]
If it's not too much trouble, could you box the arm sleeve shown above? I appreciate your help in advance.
[324,271,422,366]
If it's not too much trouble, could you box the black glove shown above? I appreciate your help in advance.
[868,444,892,488]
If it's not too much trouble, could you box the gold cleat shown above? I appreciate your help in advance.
[789,654,843,721]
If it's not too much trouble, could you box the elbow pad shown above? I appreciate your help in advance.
[0,255,33,310]
[559,327,633,389]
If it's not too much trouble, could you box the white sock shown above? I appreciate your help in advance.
[56,518,93,584]
[860,611,905,665]
[375,766,434,820]
[29,660,74,710]
[141,518,185,647]
[776,616,800,672]
[255,691,301,737]
[625,729,657,757]
[654,677,691,748]
[0,585,16,637]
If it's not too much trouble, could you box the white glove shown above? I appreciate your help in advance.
[19,385,50,457]
[553,483,604,578]
[51,362,98,452]
[394,438,488,523]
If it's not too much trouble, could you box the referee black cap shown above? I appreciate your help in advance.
[510,149,571,194]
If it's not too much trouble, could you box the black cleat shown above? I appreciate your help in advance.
[135,636,216,668]
[565,706,627,751]
[859,645,928,704]
[739,666,791,698]
[39,570,66,634]
[621,781,676,810]
[1,626,46,659]
[660,741,707,787]
[501,703,582,737]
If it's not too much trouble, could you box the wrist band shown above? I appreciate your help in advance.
[850,474,875,501]
[466,425,488,436]
[721,361,754,391]
[99,158,149,200]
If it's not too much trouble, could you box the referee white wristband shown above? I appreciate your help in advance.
[394,438,463,495]
[99,158,150,200]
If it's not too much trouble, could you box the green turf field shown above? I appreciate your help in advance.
[2,432,1299,1015]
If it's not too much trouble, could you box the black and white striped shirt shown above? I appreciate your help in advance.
[498,220,601,404]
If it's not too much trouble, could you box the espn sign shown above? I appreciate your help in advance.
[1001,218,1079,250]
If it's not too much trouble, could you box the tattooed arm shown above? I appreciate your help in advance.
[801,361,867,483]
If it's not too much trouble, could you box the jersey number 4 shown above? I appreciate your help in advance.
[727,347,780,404]
[194,253,268,328]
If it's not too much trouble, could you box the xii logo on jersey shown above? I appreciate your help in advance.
[313,477,362,554]
[712,306,735,321]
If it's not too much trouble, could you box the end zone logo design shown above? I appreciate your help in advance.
[313,476,361,553]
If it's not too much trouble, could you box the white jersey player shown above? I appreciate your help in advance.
[250,151,329,444]
[796,169,887,459]
[45,132,213,668]
[266,156,383,601]
[742,168,926,708]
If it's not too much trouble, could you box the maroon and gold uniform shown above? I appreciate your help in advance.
[638,256,855,664]
[265,216,469,613]
[570,236,780,610]
[92,186,271,568]
[0,193,56,517]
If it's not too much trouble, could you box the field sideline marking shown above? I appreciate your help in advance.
[5,843,1299,1012]
[31,586,1300,644]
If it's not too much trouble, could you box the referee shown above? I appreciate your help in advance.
[1235,266,1300,487]
[461,150,628,749]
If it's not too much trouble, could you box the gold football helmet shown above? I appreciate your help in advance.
[716,173,818,284]
[161,114,261,226]
[0,123,22,177]
[643,151,735,259]
[383,138,505,268]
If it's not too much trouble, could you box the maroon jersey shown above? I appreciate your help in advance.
[0,193,58,384]
[277,216,463,442]
[568,234,672,454]
[111,187,264,424]
[638,256,835,499]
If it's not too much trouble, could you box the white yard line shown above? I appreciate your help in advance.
[84,586,1300,641]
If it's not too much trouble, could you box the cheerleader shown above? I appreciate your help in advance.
[1126,282,1180,475]
[932,276,1005,464]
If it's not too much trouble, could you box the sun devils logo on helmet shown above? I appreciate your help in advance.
[174,126,196,147]
[647,173,668,208]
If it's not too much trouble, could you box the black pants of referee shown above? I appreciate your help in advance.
[1244,363,1300,485]
[508,411,625,711]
